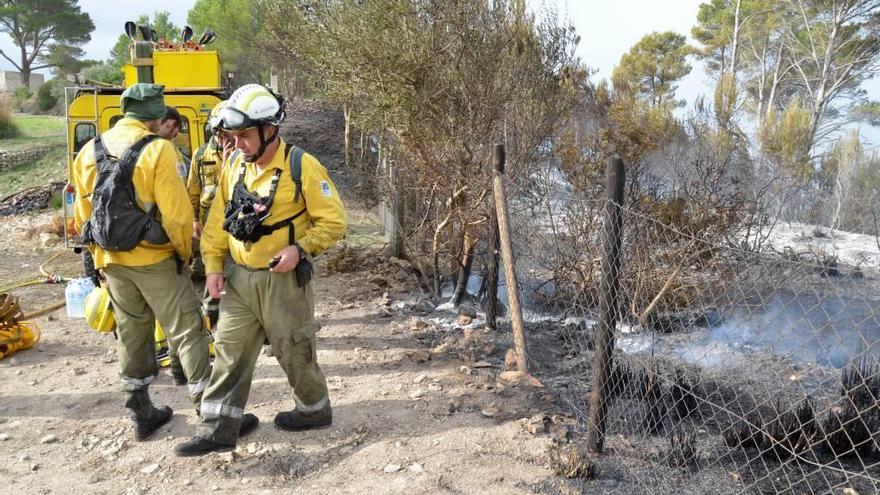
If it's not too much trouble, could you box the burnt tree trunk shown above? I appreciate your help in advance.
[483,181,501,329]
[451,234,475,307]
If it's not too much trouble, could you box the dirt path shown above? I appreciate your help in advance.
[0,209,577,495]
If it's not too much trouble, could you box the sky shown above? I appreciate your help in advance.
[548,0,880,146]
[0,0,191,73]
[0,0,877,143]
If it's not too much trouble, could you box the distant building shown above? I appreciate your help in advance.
[0,71,44,93]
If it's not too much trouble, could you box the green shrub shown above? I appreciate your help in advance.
[13,85,31,101]
[0,96,19,139]
[36,81,59,112]
[10,85,36,113]
[81,62,124,86]
[49,192,63,210]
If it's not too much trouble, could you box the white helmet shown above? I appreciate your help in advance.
[219,84,285,131]
[207,100,229,133]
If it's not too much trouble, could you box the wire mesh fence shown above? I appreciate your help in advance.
[500,160,880,494]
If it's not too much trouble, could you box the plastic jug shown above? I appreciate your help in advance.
[65,277,95,318]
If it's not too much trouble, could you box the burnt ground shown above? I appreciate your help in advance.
[0,208,597,495]
[0,102,588,495]
[4,99,877,494]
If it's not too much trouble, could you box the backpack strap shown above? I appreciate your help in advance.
[285,143,305,204]
[93,134,159,177]
[283,143,307,247]
[118,134,161,179]
[93,136,110,172]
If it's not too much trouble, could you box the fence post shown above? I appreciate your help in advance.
[586,157,626,453]
[491,144,529,373]
[484,199,500,330]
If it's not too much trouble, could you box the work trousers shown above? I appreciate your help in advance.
[104,257,212,410]
[196,262,329,444]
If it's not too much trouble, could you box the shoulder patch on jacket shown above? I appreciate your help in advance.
[320,180,332,197]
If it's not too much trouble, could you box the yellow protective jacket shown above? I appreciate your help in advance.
[201,138,347,273]
[186,136,224,223]
[71,118,194,269]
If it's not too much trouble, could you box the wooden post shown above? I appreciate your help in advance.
[484,199,500,329]
[586,157,626,453]
[491,144,528,373]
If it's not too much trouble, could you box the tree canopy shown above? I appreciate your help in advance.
[0,0,94,84]
[612,31,694,108]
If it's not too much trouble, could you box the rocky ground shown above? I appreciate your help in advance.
[0,206,599,495]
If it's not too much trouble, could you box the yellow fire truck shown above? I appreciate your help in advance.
[63,22,226,248]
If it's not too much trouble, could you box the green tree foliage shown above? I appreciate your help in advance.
[80,61,124,86]
[852,101,880,126]
[35,79,57,111]
[109,13,180,69]
[264,0,583,288]
[0,0,94,85]
[787,0,880,152]
[692,0,740,73]
[188,0,268,85]
[148,11,180,42]
[759,98,813,178]
[611,31,693,107]
[818,131,880,232]
[692,0,880,161]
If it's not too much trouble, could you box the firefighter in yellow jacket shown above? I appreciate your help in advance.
[187,100,233,232]
[186,101,233,327]
[70,83,212,441]
[175,84,347,456]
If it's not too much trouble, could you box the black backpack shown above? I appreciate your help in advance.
[81,134,170,251]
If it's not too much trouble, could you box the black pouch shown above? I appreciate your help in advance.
[295,257,313,289]
[222,202,270,243]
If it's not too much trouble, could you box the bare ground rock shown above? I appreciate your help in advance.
[0,210,579,495]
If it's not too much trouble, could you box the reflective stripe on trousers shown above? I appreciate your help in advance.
[121,375,154,390]
[201,401,244,419]
[187,377,210,396]
[295,394,329,413]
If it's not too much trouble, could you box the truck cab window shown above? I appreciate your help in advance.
[73,123,96,152]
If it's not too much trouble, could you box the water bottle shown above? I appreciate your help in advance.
[65,277,94,318]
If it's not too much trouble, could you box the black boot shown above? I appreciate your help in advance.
[174,413,258,457]
[125,389,173,441]
[175,437,235,457]
[274,403,332,431]
[169,357,187,386]
[240,413,259,437]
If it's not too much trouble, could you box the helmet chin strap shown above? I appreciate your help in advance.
[246,125,279,163]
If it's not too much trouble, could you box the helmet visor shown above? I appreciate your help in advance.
[217,106,254,131]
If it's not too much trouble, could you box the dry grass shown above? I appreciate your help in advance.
[546,443,597,480]
[0,95,19,139]
[23,213,65,240]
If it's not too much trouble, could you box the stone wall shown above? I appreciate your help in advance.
[0,71,45,93]
[0,147,53,172]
